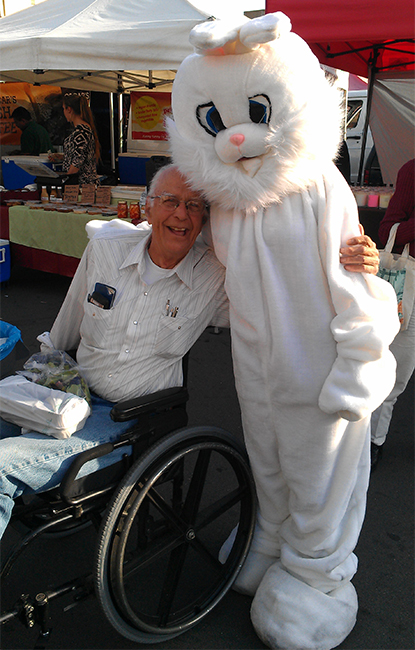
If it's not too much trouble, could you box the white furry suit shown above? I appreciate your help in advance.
[168,12,400,650]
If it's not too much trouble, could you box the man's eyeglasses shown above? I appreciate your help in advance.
[149,193,207,216]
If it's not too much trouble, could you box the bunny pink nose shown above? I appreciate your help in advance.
[229,133,245,147]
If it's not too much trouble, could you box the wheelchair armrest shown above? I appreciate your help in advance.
[110,386,189,422]
[59,442,116,503]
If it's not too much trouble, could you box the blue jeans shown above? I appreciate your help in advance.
[0,395,134,540]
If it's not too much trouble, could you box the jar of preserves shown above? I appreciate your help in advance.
[117,201,128,219]
[129,202,140,222]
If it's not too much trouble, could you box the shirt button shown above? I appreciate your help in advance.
[125,349,130,353]
[133,320,138,325]
[144,291,148,296]
[108,373,112,378]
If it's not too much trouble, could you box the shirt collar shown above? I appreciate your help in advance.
[119,231,207,290]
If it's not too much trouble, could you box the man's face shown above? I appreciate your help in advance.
[146,167,206,269]
[13,118,26,132]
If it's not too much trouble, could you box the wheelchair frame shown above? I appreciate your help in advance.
[0,379,256,646]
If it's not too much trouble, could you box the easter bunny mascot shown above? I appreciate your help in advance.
[167,12,399,650]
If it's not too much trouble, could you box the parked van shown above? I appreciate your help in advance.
[346,89,383,186]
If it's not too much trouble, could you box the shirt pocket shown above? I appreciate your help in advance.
[154,314,198,360]
[80,301,116,349]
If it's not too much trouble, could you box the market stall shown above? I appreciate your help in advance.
[0,0,247,277]
[0,0,228,93]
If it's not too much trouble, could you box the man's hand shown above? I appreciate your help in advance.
[340,225,379,274]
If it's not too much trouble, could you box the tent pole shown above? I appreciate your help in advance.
[118,92,123,154]
[357,47,379,185]
[109,93,116,174]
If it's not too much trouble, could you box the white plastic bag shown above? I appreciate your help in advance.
[0,375,90,439]
[17,349,91,405]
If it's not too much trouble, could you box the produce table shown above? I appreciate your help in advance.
[8,205,119,277]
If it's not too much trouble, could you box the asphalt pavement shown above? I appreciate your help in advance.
[0,264,414,650]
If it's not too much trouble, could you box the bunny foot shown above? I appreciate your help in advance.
[251,561,358,649]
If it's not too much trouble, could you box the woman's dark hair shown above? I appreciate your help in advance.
[63,94,101,161]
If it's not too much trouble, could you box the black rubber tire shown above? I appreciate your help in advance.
[94,426,256,644]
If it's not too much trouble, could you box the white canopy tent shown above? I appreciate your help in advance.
[0,0,249,170]
[0,0,247,93]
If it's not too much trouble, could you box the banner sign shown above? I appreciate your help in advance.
[0,82,62,146]
[130,92,172,141]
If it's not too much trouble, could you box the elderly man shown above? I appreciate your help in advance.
[0,165,378,540]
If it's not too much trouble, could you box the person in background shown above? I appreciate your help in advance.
[59,93,100,185]
[11,106,54,156]
[371,158,415,469]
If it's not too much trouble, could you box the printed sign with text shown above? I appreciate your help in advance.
[130,92,171,141]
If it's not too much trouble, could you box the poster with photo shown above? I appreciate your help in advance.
[130,92,171,141]
[0,82,63,146]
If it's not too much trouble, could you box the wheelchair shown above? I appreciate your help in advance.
[0,353,257,646]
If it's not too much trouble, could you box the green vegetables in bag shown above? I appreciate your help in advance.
[18,350,92,406]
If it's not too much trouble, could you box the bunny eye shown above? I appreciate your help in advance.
[249,95,271,124]
[196,102,226,137]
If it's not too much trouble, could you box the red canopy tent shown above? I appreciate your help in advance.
[265,0,415,183]
[265,0,414,77]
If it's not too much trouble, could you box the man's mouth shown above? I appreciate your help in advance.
[168,226,188,236]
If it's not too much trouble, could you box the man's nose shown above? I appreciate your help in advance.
[173,201,189,218]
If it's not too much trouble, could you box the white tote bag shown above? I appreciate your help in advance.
[377,222,415,331]
[0,375,91,438]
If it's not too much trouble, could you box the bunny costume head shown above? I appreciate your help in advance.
[168,13,342,210]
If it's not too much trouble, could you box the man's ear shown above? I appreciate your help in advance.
[145,198,152,224]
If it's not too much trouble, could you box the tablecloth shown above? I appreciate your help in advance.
[8,205,116,259]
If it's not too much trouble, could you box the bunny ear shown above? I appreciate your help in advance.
[189,12,292,56]
[189,19,246,54]
[190,16,268,55]
[239,12,292,47]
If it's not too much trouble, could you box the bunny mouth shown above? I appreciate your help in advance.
[238,155,263,177]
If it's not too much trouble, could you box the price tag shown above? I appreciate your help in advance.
[95,186,112,206]
[81,185,95,204]
[63,185,79,204]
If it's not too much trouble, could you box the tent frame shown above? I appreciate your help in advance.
[317,38,415,183]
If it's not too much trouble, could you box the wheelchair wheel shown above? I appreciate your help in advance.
[94,426,256,643]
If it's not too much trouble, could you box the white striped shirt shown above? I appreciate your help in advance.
[48,225,229,402]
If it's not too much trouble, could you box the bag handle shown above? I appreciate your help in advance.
[383,222,401,253]
[401,243,411,259]
[383,222,411,259]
